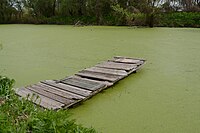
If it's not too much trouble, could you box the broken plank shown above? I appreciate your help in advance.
[109,58,143,65]
[68,75,114,87]
[41,80,88,98]
[114,56,146,61]
[96,61,137,71]
[76,70,122,82]
[60,77,106,91]
[84,67,128,76]
[26,86,74,105]
[15,88,64,110]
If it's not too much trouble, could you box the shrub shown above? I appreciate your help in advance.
[158,12,200,27]
[0,76,96,133]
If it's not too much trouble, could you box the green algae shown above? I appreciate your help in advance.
[0,25,200,133]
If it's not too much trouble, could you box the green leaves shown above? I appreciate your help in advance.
[0,76,97,133]
[0,76,15,98]
[159,12,200,27]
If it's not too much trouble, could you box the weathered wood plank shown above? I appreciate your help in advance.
[113,56,146,66]
[15,88,64,110]
[109,58,142,65]
[95,61,137,71]
[60,77,106,91]
[76,70,122,82]
[35,82,91,98]
[68,76,114,87]
[84,67,128,76]
[114,56,146,61]
[62,77,103,86]
[26,86,74,105]
[34,83,82,99]
[41,80,88,98]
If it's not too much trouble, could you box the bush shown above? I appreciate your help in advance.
[133,13,146,26]
[0,76,96,133]
[0,76,15,98]
[158,12,200,27]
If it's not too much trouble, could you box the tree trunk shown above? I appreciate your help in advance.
[52,0,56,16]
[146,13,154,27]
[95,0,101,25]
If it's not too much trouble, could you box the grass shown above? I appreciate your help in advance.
[0,76,96,133]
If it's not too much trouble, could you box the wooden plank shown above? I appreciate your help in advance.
[95,61,137,71]
[113,56,146,67]
[84,67,128,76]
[109,58,143,65]
[31,84,82,109]
[39,83,92,97]
[62,77,103,86]
[26,86,74,105]
[76,70,122,82]
[35,82,91,98]
[41,80,88,98]
[114,56,146,61]
[60,77,106,91]
[15,88,64,110]
[34,83,84,99]
[135,61,146,71]
[67,76,114,87]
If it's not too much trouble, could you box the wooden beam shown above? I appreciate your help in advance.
[60,77,106,91]
[67,76,114,87]
[84,67,128,76]
[95,61,137,71]
[114,56,146,61]
[109,58,143,65]
[26,86,74,105]
[15,88,64,110]
[76,70,122,82]
[40,80,85,100]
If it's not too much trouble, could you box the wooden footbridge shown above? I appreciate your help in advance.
[15,56,145,110]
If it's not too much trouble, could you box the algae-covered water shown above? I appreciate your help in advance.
[0,25,200,133]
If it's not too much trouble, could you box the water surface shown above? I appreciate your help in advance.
[0,25,200,133]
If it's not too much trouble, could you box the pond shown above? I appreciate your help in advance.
[0,25,200,133]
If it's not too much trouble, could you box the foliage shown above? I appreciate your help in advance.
[0,76,97,133]
[111,4,147,26]
[0,76,15,98]
[158,12,200,27]
[0,0,200,27]
[111,4,134,26]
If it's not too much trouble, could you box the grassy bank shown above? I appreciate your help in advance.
[0,76,96,133]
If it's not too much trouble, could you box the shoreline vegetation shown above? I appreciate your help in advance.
[0,76,96,133]
[0,0,200,28]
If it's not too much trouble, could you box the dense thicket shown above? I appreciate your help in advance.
[0,0,200,27]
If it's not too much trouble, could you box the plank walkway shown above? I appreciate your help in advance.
[15,56,145,110]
